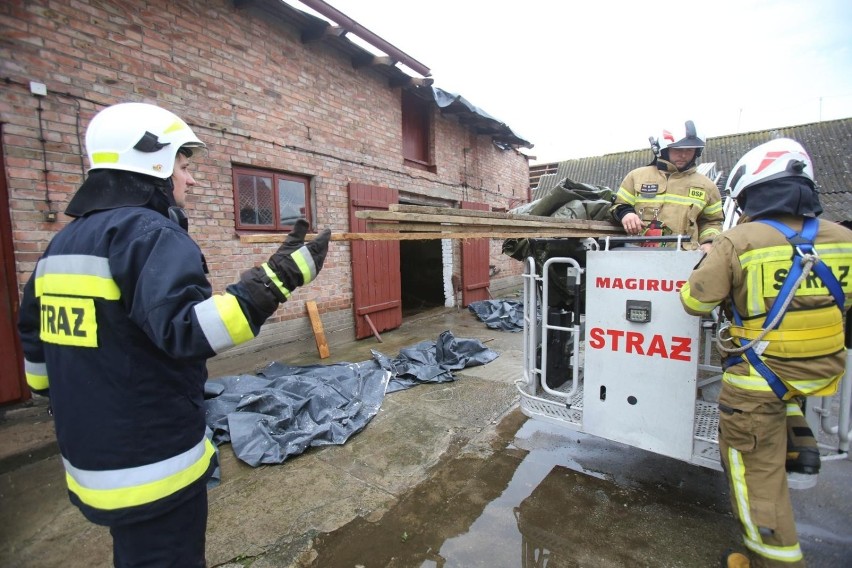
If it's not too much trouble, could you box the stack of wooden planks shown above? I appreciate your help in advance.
[241,204,625,243]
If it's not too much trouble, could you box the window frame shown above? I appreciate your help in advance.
[401,90,435,172]
[232,165,313,232]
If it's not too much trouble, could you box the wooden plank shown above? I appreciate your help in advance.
[363,314,383,343]
[356,210,621,231]
[305,300,330,359]
[366,221,622,234]
[240,229,622,243]
[388,204,619,231]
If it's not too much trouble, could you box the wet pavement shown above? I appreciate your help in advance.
[2,301,851,567]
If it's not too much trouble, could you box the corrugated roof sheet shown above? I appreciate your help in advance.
[531,118,852,223]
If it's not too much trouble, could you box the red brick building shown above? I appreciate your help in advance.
[0,0,533,403]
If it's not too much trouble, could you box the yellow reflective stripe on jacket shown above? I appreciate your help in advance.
[634,191,710,208]
[34,255,121,300]
[24,359,49,391]
[261,263,292,300]
[727,447,804,563]
[725,370,839,397]
[698,226,720,242]
[194,293,255,354]
[723,372,774,393]
[703,200,723,216]
[291,246,318,285]
[786,402,803,417]
[614,186,636,206]
[679,282,719,314]
[729,321,843,343]
[63,437,215,510]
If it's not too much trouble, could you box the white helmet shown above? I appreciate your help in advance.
[85,102,205,179]
[650,120,705,158]
[725,138,814,200]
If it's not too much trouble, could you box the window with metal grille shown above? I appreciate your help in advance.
[401,90,435,172]
[233,166,312,231]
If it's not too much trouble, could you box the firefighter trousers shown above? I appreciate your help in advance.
[718,384,806,567]
[109,488,208,567]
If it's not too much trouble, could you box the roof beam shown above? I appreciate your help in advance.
[352,53,395,70]
[301,23,347,43]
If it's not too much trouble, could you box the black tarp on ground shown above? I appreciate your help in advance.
[204,331,498,467]
[467,300,524,332]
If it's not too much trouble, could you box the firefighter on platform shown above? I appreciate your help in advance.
[611,120,723,252]
[17,102,331,567]
[679,138,852,567]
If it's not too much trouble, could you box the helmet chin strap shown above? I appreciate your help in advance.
[168,206,189,230]
[160,176,189,230]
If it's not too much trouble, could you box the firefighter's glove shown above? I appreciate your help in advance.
[240,220,331,314]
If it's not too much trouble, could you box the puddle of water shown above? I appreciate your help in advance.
[302,410,738,567]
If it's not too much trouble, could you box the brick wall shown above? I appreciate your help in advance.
[0,0,528,360]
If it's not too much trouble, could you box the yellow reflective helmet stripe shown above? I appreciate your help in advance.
[90,151,120,165]
[64,437,215,510]
[194,293,255,354]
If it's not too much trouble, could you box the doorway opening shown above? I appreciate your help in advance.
[400,239,446,316]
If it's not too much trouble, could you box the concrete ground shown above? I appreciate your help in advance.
[2,302,851,567]
[0,304,525,567]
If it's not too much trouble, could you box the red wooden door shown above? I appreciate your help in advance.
[0,125,27,403]
[460,201,491,306]
[349,184,402,339]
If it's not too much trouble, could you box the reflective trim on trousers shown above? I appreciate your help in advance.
[63,437,215,511]
[728,447,804,564]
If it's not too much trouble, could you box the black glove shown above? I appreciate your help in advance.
[240,219,331,314]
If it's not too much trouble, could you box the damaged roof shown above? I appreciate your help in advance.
[530,117,852,224]
[234,0,532,149]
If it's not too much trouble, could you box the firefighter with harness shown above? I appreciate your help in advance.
[610,120,723,252]
[679,138,852,567]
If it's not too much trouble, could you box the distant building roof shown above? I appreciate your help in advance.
[530,118,852,223]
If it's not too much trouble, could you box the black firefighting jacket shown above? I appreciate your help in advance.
[17,205,262,525]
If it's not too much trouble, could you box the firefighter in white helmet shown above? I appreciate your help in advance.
[17,102,331,566]
[680,138,852,567]
[611,120,724,251]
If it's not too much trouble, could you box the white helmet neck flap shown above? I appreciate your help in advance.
[85,102,205,179]
[725,138,814,201]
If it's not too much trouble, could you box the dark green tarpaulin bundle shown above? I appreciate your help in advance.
[503,176,615,308]
[509,177,613,220]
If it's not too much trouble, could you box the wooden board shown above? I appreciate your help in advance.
[238,205,625,243]
[305,300,330,359]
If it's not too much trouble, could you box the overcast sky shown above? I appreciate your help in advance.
[304,0,852,164]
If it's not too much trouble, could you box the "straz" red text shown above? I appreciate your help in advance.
[587,327,692,361]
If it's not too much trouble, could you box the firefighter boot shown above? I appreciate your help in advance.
[720,549,750,567]
[786,403,820,475]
